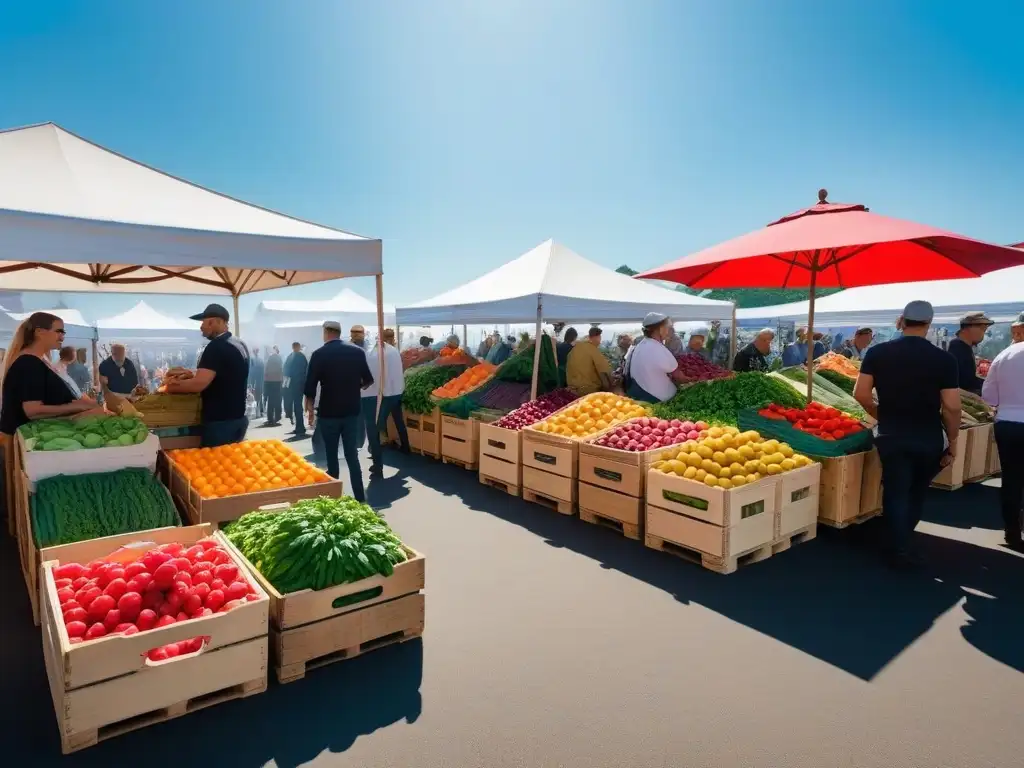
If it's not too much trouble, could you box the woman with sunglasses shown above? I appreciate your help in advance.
[0,312,102,436]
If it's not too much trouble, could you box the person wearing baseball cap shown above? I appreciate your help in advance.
[981,311,1024,550]
[621,313,689,403]
[841,327,874,361]
[684,327,710,361]
[853,300,961,569]
[167,303,251,447]
[948,311,994,395]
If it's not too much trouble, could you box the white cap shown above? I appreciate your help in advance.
[643,312,669,327]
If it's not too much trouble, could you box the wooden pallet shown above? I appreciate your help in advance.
[63,677,266,754]
[277,626,422,684]
[771,522,816,554]
[579,507,640,540]
[442,455,478,472]
[523,487,575,516]
[817,508,881,529]
[645,533,773,575]
[479,473,520,497]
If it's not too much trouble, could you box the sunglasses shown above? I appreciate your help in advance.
[54,328,66,335]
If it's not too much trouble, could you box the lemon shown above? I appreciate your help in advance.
[778,443,794,458]
[686,453,702,468]
[766,452,786,466]
[700,458,716,473]
[683,466,698,479]
[763,439,780,453]
[780,458,796,471]
[712,450,728,465]
[709,462,723,475]
[695,469,707,482]
[696,445,714,459]
[729,462,745,475]
[718,477,733,489]
[668,460,687,474]
[757,461,768,475]
[652,461,666,471]
[704,474,719,487]
[766,463,782,475]
[738,444,754,460]
[744,459,760,473]
[723,448,741,464]
[718,466,732,479]
[708,426,724,439]
[721,433,735,448]
[746,473,760,485]
[730,474,747,487]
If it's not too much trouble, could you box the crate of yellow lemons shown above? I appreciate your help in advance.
[651,425,813,490]
[529,393,649,441]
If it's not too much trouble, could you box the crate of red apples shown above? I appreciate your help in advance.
[590,416,709,452]
[40,524,269,754]
[674,354,733,383]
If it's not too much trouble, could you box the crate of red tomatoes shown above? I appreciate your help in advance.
[738,403,873,458]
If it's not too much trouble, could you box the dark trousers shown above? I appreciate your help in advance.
[361,397,383,466]
[291,382,306,435]
[381,394,410,450]
[994,420,1024,542]
[252,381,264,415]
[264,381,282,424]
[876,432,944,554]
[318,415,364,502]
[201,417,249,448]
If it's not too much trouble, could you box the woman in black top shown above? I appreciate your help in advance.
[0,312,101,435]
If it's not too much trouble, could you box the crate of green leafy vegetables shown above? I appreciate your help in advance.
[221,496,425,683]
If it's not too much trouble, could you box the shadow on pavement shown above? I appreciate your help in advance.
[919,481,1004,531]
[1,531,423,768]
[391,453,1024,682]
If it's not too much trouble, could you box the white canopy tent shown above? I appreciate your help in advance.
[95,300,202,343]
[397,239,735,396]
[0,121,388,400]
[737,263,1024,327]
[7,308,96,341]
[253,287,396,328]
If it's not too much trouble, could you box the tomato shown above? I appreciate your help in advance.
[213,564,238,584]
[199,549,221,563]
[103,609,122,631]
[204,589,225,611]
[88,595,116,622]
[62,599,82,613]
[157,542,184,556]
[127,573,153,593]
[244,592,262,602]
[71,576,90,590]
[121,625,139,636]
[219,599,245,613]
[76,586,103,611]
[175,611,190,622]
[147,647,169,661]
[196,607,213,617]
[184,545,205,562]
[155,615,177,628]
[57,587,75,605]
[64,606,88,624]
[136,609,158,631]
[173,571,193,588]
[86,560,106,578]
[833,430,847,439]
[190,583,211,601]
[170,557,192,572]
[103,578,129,600]
[118,592,142,621]
[124,562,148,580]
[152,563,177,589]
[198,538,219,551]
[141,590,163,611]
[142,550,172,572]
[225,582,248,602]
[55,577,73,589]
[54,563,86,581]
[210,578,225,592]
[183,594,203,616]
[66,620,87,638]
[85,622,107,639]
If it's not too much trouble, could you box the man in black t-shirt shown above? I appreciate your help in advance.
[854,301,961,568]
[99,344,139,395]
[166,304,250,447]
[947,311,992,395]
[732,328,773,372]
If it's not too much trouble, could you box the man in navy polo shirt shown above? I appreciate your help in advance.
[166,303,251,448]
[99,343,139,395]
[305,320,373,502]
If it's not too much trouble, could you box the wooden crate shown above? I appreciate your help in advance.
[817,452,867,528]
[986,428,1001,477]
[931,428,968,490]
[222,534,425,684]
[774,463,820,540]
[578,482,642,540]
[522,465,576,514]
[964,423,994,483]
[860,448,883,516]
[167,459,342,528]
[39,524,269,753]
[441,415,479,470]
[418,407,442,458]
[577,438,658,498]
[522,432,578,480]
[646,469,777,529]
[441,414,478,443]
[157,435,202,451]
[479,452,521,497]
[478,422,521,465]
[402,410,424,453]
[645,503,776,575]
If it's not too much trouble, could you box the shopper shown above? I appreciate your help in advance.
[284,341,308,438]
[782,328,826,366]
[664,323,684,356]
[99,343,140,395]
[305,321,373,502]
[948,311,993,395]
[263,345,283,426]
[622,314,686,403]
[566,327,612,396]
[556,327,578,370]
[350,324,367,350]
[684,328,710,361]
[982,311,1024,551]
[841,328,874,361]
[363,328,410,473]
[732,329,774,373]
[66,347,92,395]
[854,301,961,568]
[486,333,512,365]
[1,313,101,435]
[248,347,264,417]
[166,304,251,447]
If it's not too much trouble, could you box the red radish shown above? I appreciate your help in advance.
[184,594,203,615]
[198,538,219,551]
[219,599,245,613]
[88,595,116,622]
[71,576,89,590]
[141,590,163,611]
[127,573,153,593]
[147,647,169,661]
[225,582,248,601]
[157,542,184,556]
[142,550,172,572]
[176,611,190,622]
[213,563,238,583]
[66,620,88,638]
[184,545,205,562]
[55,578,73,589]
[57,587,75,605]
[210,578,226,592]
[170,557,192,572]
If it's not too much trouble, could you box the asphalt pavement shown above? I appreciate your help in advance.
[5,417,1023,767]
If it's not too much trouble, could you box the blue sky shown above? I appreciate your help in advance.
[0,1,1021,321]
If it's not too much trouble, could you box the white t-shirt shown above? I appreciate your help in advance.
[627,338,678,401]
[363,343,405,398]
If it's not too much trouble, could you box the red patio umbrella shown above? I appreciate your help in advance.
[637,189,1024,398]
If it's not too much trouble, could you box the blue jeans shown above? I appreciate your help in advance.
[201,417,249,448]
[876,432,944,555]
[318,415,364,502]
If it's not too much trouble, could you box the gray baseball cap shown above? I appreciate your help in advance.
[690,327,709,338]
[1012,311,1024,327]
[902,300,934,323]
[643,312,669,327]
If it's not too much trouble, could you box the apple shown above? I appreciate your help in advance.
[686,430,700,440]
[695,421,709,431]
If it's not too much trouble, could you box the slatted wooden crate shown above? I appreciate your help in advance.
[576,429,661,540]
[964,423,994,483]
[774,463,820,540]
[441,415,479,471]
[986,427,1001,477]
[478,422,522,496]
[39,524,269,754]
[418,407,442,459]
[931,428,969,490]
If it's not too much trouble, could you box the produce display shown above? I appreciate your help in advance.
[437,348,475,365]
[473,381,532,411]
[961,390,994,424]
[652,373,806,426]
[673,354,732,383]
[402,364,467,414]
[223,496,408,593]
[757,402,865,440]
[32,468,180,548]
[401,347,436,370]
[52,537,260,656]
[590,416,709,452]
[652,426,813,489]
[168,440,332,498]
[19,415,148,451]
[130,392,202,427]
[772,368,867,419]
[494,389,578,430]
[530,393,649,439]
[815,351,860,378]
[494,335,559,393]
[432,362,497,398]
[815,369,856,395]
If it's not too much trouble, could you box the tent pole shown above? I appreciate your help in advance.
[396,323,401,351]
[462,324,467,353]
[375,274,386,422]
[91,336,99,397]
[805,260,818,401]
[728,305,737,365]
[530,299,543,400]
[232,294,240,337]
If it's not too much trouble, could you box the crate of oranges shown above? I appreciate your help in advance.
[165,440,342,527]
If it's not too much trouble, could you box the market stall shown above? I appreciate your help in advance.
[95,300,202,344]
[251,286,396,330]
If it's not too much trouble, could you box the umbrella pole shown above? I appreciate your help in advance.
[805,267,817,401]
[530,300,543,400]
